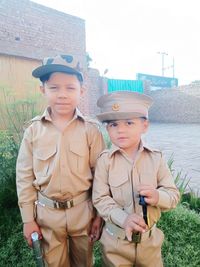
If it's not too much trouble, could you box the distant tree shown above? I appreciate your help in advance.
[86,52,92,68]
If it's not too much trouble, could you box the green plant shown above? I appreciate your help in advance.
[181,191,200,213]
[0,87,43,143]
[0,131,19,209]
[168,155,200,213]
[0,88,43,210]
[168,155,190,199]
[158,204,200,267]
[0,221,35,267]
[93,242,102,267]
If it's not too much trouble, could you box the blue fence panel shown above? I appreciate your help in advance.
[107,79,143,93]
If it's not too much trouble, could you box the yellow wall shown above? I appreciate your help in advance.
[0,54,42,97]
[0,55,45,130]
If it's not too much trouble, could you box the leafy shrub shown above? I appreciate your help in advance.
[0,220,35,267]
[182,192,200,213]
[0,131,19,209]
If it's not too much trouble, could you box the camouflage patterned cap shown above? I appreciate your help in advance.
[32,54,83,81]
[96,91,153,122]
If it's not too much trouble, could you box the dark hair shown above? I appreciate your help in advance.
[40,71,83,85]
[103,117,148,124]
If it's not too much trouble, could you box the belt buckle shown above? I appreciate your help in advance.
[54,199,74,209]
[132,232,141,243]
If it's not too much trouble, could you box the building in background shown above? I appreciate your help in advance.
[137,73,178,90]
[0,0,101,117]
[0,0,200,124]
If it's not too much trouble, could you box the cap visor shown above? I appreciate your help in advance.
[96,112,147,122]
[32,64,83,81]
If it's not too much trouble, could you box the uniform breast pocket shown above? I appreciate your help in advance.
[140,171,158,187]
[33,146,57,178]
[68,142,89,175]
[109,174,132,207]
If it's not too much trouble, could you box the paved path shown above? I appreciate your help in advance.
[143,123,200,194]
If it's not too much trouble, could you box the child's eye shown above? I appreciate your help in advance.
[108,122,118,127]
[49,86,58,90]
[126,121,134,126]
[67,86,76,90]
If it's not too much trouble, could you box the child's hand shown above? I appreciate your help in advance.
[89,216,104,243]
[23,220,42,247]
[138,184,159,206]
[123,214,147,242]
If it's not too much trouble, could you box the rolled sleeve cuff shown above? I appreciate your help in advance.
[110,208,128,228]
[157,190,171,209]
[19,204,35,223]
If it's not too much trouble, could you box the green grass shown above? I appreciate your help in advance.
[0,204,199,267]
[158,205,200,267]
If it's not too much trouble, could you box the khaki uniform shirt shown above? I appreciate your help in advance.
[92,142,180,228]
[16,108,105,223]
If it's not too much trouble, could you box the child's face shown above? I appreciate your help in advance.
[40,72,83,120]
[106,118,148,154]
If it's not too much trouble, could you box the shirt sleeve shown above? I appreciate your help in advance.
[92,153,128,228]
[157,153,180,210]
[86,123,106,170]
[16,126,37,223]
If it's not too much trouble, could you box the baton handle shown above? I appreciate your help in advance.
[31,232,45,267]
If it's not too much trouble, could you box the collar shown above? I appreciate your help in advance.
[108,140,154,158]
[39,107,85,122]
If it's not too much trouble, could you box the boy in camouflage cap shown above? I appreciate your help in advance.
[16,54,105,267]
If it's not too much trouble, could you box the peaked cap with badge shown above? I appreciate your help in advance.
[96,91,153,122]
[32,54,83,81]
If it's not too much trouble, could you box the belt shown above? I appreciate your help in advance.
[37,191,90,209]
[105,222,156,243]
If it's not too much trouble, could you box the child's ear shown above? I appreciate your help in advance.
[143,119,149,133]
[80,86,85,96]
[40,85,45,94]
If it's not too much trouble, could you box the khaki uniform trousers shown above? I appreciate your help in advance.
[36,199,94,267]
[100,227,164,267]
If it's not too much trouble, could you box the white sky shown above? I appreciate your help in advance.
[32,0,200,85]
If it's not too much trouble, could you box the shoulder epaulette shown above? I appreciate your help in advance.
[84,116,100,125]
[23,115,42,130]
[143,143,161,154]
[31,115,42,122]
[99,149,110,157]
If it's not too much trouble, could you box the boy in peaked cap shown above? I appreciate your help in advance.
[16,54,105,267]
[92,91,180,267]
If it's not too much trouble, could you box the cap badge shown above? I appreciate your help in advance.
[112,103,120,111]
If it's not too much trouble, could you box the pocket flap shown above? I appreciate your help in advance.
[109,174,129,187]
[69,142,87,156]
[34,146,57,160]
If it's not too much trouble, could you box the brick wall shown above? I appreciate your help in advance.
[0,0,98,117]
[0,0,86,67]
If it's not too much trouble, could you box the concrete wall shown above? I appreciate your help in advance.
[148,85,200,123]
